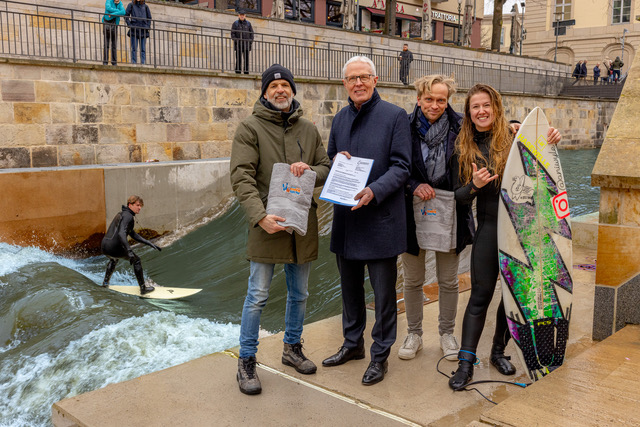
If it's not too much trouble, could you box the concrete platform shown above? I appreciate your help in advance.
[53,245,630,426]
[481,324,640,426]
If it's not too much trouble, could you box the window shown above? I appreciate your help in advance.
[500,27,504,45]
[285,0,314,22]
[234,0,261,14]
[443,23,459,44]
[612,0,631,23]
[409,21,421,38]
[554,0,571,21]
[327,1,342,27]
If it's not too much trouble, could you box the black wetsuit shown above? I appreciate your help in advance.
[453,130,510,356]
[101,205,155,287]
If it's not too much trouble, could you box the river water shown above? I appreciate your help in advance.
[0,148,599,426]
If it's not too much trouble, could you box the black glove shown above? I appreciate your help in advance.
[151,243,162,252]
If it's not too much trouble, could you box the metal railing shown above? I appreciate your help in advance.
[0,0,575,95]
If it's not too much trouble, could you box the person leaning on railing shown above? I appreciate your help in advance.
[103,0,126,66]
[125,0,152,65]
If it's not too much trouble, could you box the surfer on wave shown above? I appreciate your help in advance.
[101,195,162,294]
[448,84,561,390]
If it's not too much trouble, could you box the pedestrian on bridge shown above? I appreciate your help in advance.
[231,10,254,74]
[593,63,601,85]
[125,0,152,65]
[102,0,125,66]
[612,56,624,83]
[398,43,413,85]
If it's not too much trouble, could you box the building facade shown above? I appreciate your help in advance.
[197,0,485,48]
[482,4,523,53]
[522,0,637,73]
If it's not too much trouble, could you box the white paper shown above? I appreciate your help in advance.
[319,153,374,206]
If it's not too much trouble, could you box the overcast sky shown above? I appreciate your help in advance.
[484,0,521,15]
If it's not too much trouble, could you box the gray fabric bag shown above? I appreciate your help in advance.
[413,188,456,252]
[266,163,316,236]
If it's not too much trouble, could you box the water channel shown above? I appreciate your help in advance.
[0,148,600,426]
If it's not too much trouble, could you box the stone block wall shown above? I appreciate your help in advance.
[0,58,616,169]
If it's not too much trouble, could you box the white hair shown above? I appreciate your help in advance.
[342,56,377,78]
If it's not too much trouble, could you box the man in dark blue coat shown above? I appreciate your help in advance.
[125,0,152,64]
[322,56,411,386]
[231,10,254,74]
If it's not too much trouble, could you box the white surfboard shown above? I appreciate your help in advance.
[497,107,574,382]
[108,285,202,300]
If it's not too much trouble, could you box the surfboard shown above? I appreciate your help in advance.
[108,285,202,300]
[497,107,574,382]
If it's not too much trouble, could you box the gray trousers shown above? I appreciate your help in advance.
[401,249,459,337]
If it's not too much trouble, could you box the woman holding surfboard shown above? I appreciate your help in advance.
[448,84,561,390]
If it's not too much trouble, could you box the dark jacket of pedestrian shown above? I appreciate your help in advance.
[593,65,601,79]
[230,98,330,264]
[572,62,581,78]
[103,0,125,25]
[125,0,152,37]
[327,89,411,260]
[399,49,413,67]
[405,103,474,256]
[612,57,624,70]
[580,61,587,77]
[231,17,254,51]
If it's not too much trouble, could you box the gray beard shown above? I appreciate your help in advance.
[266,93,293,111]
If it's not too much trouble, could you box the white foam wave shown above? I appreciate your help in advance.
[0,243,98,280]
[0,311,240,427]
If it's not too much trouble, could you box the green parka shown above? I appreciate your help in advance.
[230,98,331,264]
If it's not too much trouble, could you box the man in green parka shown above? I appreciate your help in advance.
[230,64,331,395]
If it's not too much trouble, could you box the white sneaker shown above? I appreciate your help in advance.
[440,333,460,361]
[398,333,423,360]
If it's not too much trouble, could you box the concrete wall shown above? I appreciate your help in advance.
[0,58,615,169]
[591,50,640,340]
[0,159,232,254]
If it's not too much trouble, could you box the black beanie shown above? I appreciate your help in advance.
[261,64,296,97]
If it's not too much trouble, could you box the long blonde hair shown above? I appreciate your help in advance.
[456,84,512,185]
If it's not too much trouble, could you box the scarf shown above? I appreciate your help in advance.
[417,109,449,186]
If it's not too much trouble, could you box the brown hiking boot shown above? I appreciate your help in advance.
[282,342,317,374]
[237,356,262,395]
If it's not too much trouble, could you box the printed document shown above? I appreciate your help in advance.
[319,153,374,206]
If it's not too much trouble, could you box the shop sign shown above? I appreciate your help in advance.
[432,11,458,23]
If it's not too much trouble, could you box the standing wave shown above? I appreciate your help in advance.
[0,311,240,427]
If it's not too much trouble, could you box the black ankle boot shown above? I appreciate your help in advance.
[140,282,155,295]
[490,344,516,375]
[449,351,475,390]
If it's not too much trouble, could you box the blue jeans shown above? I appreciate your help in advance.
[239,261,311,358]
[130,34,146,64]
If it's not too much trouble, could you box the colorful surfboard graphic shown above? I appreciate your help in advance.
[497,107,574,382]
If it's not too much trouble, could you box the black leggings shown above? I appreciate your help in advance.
[104,253,145,286]
[459,201,510,355]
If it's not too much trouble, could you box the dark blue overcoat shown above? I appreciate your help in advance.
[327,89,411,260]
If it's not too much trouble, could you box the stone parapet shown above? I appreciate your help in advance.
[0,58,615,169]
[591,46,640,340]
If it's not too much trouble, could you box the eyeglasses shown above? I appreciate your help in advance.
[345,74,374,84]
